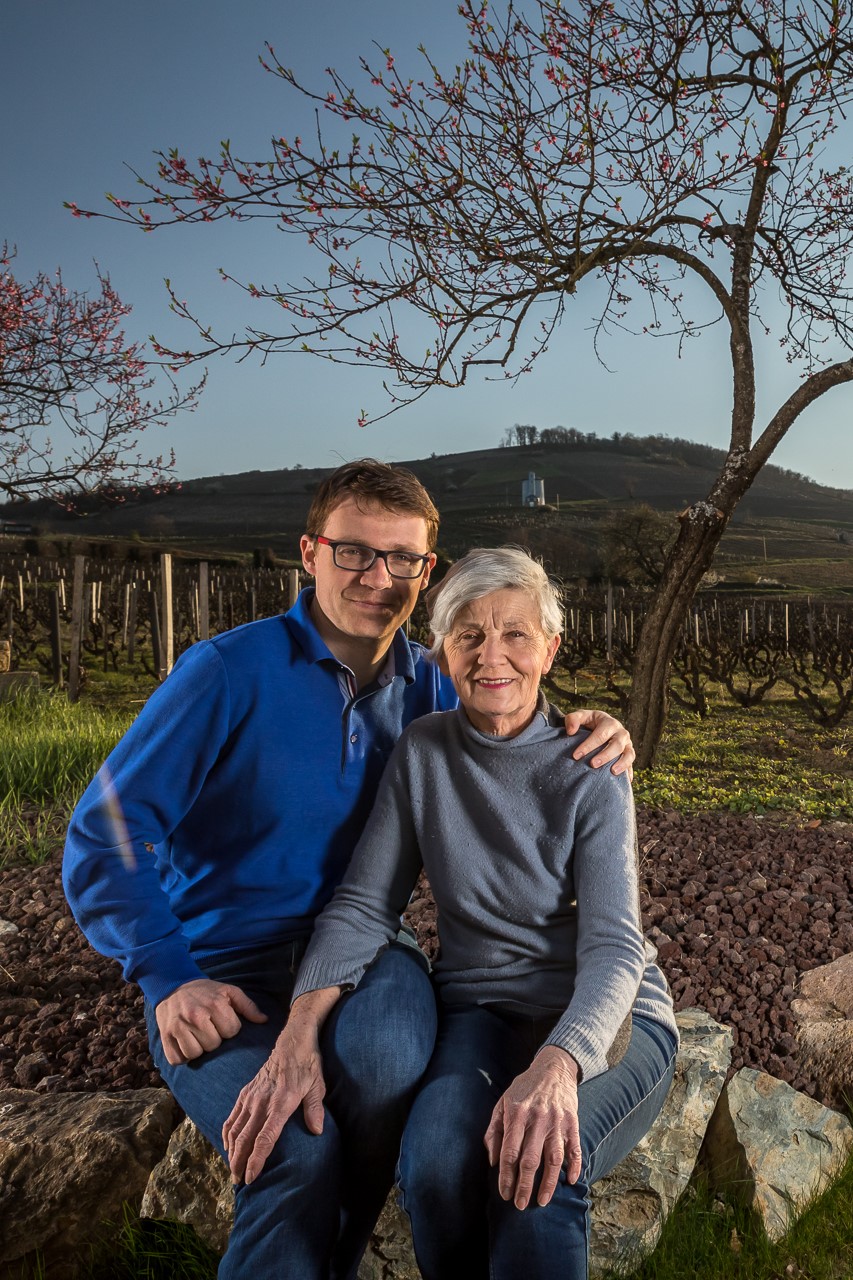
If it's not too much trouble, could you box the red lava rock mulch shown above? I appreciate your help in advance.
[1,809,850,1102]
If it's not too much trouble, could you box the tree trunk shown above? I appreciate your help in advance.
[627,500,734,768]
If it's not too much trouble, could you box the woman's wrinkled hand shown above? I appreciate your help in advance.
[483,1046,582,1210]
[222,1027,326,1186]
[222,985,342,1186]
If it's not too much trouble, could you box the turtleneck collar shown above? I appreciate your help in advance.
[456,690,554,748]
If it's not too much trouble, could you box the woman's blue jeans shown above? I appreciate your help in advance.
[396,1006,677,1280]
[145,939,437,1280]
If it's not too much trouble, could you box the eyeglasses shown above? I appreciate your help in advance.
[312,536,431,579]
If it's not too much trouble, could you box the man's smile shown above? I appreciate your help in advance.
[343,593,398,610]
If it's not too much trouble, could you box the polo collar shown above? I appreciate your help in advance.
[284,586,418,684]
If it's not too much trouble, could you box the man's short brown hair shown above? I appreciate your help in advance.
[305,458,440,550]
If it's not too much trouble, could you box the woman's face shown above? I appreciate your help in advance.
[440,588,560,738]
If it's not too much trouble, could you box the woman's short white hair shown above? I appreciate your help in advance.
[426,546,563,661]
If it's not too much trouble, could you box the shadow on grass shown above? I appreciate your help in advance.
[608,1158,853,1280]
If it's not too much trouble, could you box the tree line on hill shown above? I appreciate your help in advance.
[499,426,828,494]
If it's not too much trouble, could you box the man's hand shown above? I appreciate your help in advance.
[564,709,635,780]
[155,979,268,1067]
[484,1047,582,1211]
[222,986,342,1186]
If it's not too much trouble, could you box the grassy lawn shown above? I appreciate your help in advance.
[547,664,853,821]
[0,687,135,867]
[635,702,853,820]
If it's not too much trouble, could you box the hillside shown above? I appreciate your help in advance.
[3,434,852,589]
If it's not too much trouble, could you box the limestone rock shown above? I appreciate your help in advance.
[792,953,853,1109]
[0,1087,178,1276]
[142,1118,420,1278]
[141,1117,234,1255]
[588,1008,734,1277]
[701,1067,853,1240]
[0,920,19,939]
[359,1196,421,1280]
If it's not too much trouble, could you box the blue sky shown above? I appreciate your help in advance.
[2,0,851,489]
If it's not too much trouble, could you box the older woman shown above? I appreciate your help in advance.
[224,548,677,1280]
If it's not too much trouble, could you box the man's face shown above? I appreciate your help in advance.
[301,497,435,648]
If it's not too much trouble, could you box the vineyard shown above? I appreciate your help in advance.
[1,549,852,729]
[554,585,853,729]
[0,549,301,695]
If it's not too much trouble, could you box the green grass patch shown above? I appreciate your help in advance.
[548,665,853,819]
[86,1208,219,1280]
[0,685,141,866]
[633,702,853,820]
[0,688,132,810]
[603,1156,853,1279]
[13,1207,220,1280]
[0,801,70,867]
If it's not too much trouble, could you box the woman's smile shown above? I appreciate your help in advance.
[441,588,560,737]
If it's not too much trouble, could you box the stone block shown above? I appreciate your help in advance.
[701,1067,853,1240]
[359,1196,422,1280]
[0,1087,178,1278]
[140,1117,234,1255]
[588,1007,733,1277]
[792,952,853,1109]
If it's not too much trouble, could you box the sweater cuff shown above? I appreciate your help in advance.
[131,948,209,1006]
[291,952,366,1004]
[542,1021,609,1083]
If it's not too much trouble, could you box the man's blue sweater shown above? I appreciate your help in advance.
[63,588,456,1006]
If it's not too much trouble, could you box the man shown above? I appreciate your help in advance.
[64,459,634,1280]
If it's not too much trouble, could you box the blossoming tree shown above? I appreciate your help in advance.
[87,0,853,763]
[0,248,203,504]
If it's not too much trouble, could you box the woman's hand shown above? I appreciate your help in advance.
[564,709,635,780]
[222,1025,325,1185]
[222,986,341,1186]
[483,1047,582,1210]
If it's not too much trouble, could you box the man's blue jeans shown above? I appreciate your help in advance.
[396,1006,677,1280]
[145,939,437,1280]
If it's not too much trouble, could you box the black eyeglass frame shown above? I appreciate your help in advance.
[311,535,432,580]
